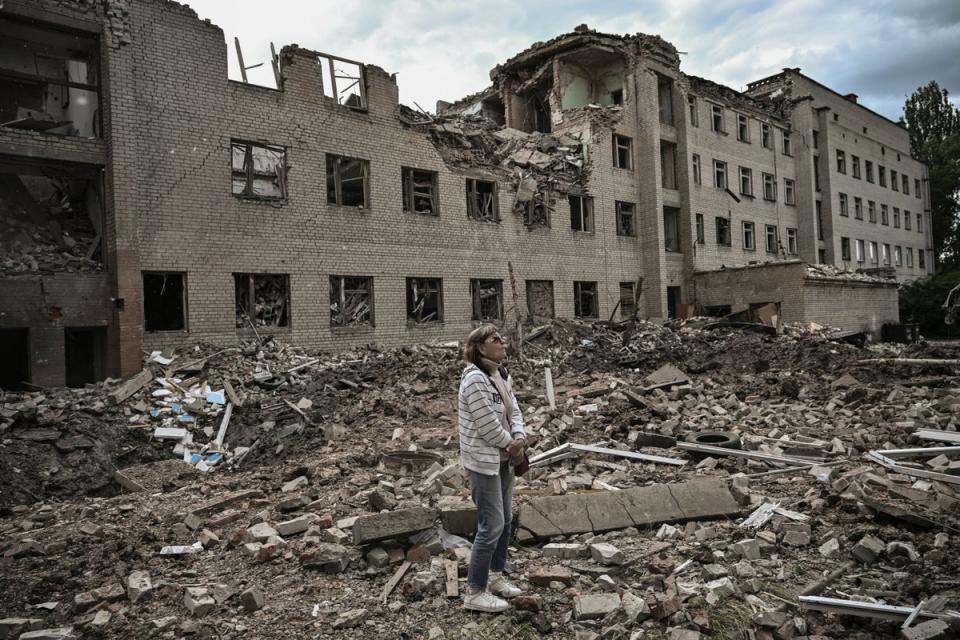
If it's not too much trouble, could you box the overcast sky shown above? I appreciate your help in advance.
[187,0,960,121]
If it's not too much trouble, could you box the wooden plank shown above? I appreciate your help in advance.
[108,369,153,405]
[213,402,233,449]
[544,367,556,410]
[444,559,459,598]
[382,560,411,604]
[223,379,243,408]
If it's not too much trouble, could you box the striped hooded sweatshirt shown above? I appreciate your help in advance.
[458,362,526,476]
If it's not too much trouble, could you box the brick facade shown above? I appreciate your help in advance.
[0,3,922,386]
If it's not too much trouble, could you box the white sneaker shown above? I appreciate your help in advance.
[488,573,522,598]
[463,589,508,613]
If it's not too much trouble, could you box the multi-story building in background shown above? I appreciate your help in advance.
[0,3,929,388]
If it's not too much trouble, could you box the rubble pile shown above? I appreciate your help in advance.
[2,321,960,639]
[0,196,102,275]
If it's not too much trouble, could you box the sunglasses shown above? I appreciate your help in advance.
[488,335,506,344]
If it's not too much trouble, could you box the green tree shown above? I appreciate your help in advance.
[903,81,960,268]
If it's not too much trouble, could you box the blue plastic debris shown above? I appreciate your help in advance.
[171,403,182,415]
[206,391,226,405]
[206,453,222,465]
[177,414,195,423]
[149,408,161,418]
[579,339,594,346]
[188,453,202,465]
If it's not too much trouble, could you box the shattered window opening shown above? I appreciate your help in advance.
[660,142,677,189]
[470,279,503,322]
[401,167,438,216]
[692,154,702,185]
[663,206,680,252]
[713,160,727,189]
[710,104,725,133]
[696,213,705,244]
[574,281,598,319]
[737,113,750,142]
[0,15,101,138]
[234,273,290,329]
[525,280,554,323]
[616,201,636,237]
[316,52,367,110]
[0,158,104,274]
[716,217,731,247]
[761,123,771,149]
[841,237,851,261]
[327,154,369,208]
[231,141,287,200]
[688,95,698,127]
[569,194,594,233]
[466,178,498,222]
[657,74,674,125]
[143,272,186,332]
[329,275,374,327]
[406,277,443,324]
[619,282,635,319]
[613,134,633,170]
[765,225,778,254]
[518,189,551,229]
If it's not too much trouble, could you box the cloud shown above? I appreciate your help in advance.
[186,0,960,119]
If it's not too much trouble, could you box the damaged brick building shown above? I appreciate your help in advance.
[0,1,933,388]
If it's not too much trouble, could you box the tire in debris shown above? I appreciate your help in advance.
[684,431,742,450]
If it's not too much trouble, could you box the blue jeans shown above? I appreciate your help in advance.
[466,461,514,590]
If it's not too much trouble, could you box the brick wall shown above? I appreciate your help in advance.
[801,277,899,334]
[692,261,806,321]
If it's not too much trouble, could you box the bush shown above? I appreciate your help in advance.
[899,271,960,336]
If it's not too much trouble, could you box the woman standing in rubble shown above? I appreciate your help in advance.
[458,324,527,613]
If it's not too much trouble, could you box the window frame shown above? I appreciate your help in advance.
[716,217,731,247]
[784,178,796,205]
[406,277,444,325]
[616,200,637,237]
[692,153,702,185]
[742,220,756,251]
[710,103,725,133]
[326,153,370,208]
[613,134,634,170]
[736,113,750,143]
[786,227,798,255]
[329,275,374,328]
[231,140,288,201]
[840,237,851,261]
[713,159,728,190]
[401,166,439,216]
[470,278,504,322]
[573,281,599,319]
[569,194,595,233]
[466,178,499,222]
[696,213,705,245]
[738,166,753,197]
[765,224,778,254]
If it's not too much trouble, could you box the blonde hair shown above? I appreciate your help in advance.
[462,324,500,366]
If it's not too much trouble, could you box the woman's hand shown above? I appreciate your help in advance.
[506,437,526,463]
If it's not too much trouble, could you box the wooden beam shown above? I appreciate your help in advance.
[382,561,411,604]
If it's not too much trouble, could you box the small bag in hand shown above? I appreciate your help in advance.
[513,451,530,476]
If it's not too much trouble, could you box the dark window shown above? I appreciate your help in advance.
[692,154,702,185]
[714,160,727,189]
[616,201,636,237]
[919,249,926,269]
[234,273,290,329]
[525,280,554,323]
[866,161,874,183]
[782,130,792,156]
[743,221,756,250]
[784,179,795,205]
[710,104,724,133]
[854,197,863,220]
[786,228,798,255]
[0,15,101,138]
[661,141,677,189]
[0,329,30,390]
[574,281,598,318]
[816,200,824,240]
[839,193,848,216]
[466,178,498,221]
[696,213,705,244]
[401,167,438,215]
[619,282,636,319]
[852,155,861,179]
[739,166,753,196]
[688,95,698,127]
[716,217,731,246]
[326,154,369,207]
[836,150,846,174]
[329,276,373,327]
[657,74,673,125]
[231,141,287,200]
[663,206,680,252]
[143,272,186,331]
[613,134,633,169]
[761,123,771,148]
[762,173,776,201]
[569,194,594,232]
[520,190,551,228]
[737,113,750,142]
[840,237,850,261]
[765,225,778,254]
[406,277,443,324]
[891,170,899,191]
[471,279,503,321]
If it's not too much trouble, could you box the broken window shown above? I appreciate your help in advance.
[716,217,731,246]
[905,209,912,230]
[616,201,636,237]
[787,228,798,255]
[817,201,823,240]
[613,134,633,170]
[710,104,725,133]
[882,243,891,265]
[906,247,914,267]
[784,178,795,205]
[894,207,900,228]
[330,276,373,327]
[466,178,498,222]
[881,204,889,225]
[234,273,289,329]
[895,245,902,266]
[836,150,846,174]
[470,279,503,322]
[143,272,186,331]
[739,166,753,196]
[231,141,286,200]
[852,155,861,179]
[660,142,677,189]
[866,161,874,183]
[839,193,848,216]
[713,160,727,189]
[663,206,680,252]
[765,225,778,254]
[841,237,851,261]
[327,154,369,207]
[574,281,598,319]
[0,328,30,390]
[782,130,792,156]
[743,221,756,250]
[879,165,887,187]
[903,173,910,194]
[692,154,702,185]
[737,114,750,142]
[891,170,899,191]
[0,157,104,273]
[761,123,771,149]
[569,194,594,233]
[316,52,367,109]
[406,277,443,324]
[915,178,921,198]
[401,167,438,215]
[870,241,878,263]
[619,282,636,319]
[688,95,698,127]
[762,173,776,201]
[917,213,923,232]
[518,190,551,228]
[525,280,554,323]
[919,248,925,270]
[657,74,673,125]
[868,200,877,222]
[854,240,865,263]
[853,197,862,220]
[0,15,101,138]
[696,213,705,244]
